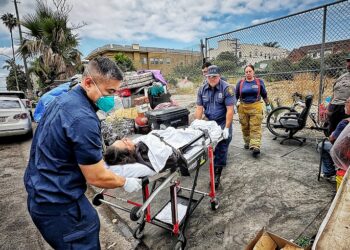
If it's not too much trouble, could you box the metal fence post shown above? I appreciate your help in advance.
[318,6,328,122]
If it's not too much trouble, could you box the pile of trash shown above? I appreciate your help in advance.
[101,118,135,146]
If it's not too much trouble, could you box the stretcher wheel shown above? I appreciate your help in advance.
[92,193,104,206]
[175,240,185,250]
[133,223,145,239]
[210,199,219,211]
[130,206,142,221]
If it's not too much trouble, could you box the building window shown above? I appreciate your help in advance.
[238,52,242,58]
[260,52,263,56]
[143,58,147,64]
[254,50,258,56]
[159,58,163,64]
[150,58,154,64]
[154,58,159,64]
[249,52,252,58]
[166,58,171,64]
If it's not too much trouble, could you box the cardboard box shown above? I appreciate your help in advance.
[245,228,304,250]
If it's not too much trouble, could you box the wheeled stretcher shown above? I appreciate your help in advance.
[92,129,221,249]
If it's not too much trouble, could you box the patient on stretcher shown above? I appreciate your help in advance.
[104,135,188,175]
[104,120,223,178]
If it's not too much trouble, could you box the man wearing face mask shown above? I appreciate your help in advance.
[327,54,350,134]
[24,57,142,250]
[194,65,235,188]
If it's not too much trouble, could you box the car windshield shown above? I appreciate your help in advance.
[0,100,21,109]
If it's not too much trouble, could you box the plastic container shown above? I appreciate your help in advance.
[148,93,171,109]
[146,107,190,130]
[336,169,346,191]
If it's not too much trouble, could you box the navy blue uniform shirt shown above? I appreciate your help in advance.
[197,79,235,125]
[235,78,267,104]
[24,85,103,204]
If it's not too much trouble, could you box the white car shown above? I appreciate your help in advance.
[0,96,33,138]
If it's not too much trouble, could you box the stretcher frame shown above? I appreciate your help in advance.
[93,131,220,250]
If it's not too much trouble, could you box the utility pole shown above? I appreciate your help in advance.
[13,0,32,97]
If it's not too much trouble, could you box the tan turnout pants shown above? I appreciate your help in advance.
[238,101,264,149]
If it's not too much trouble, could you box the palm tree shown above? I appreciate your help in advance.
[1,13,19,90]
[18,0,82,87]
[263,42,280,48]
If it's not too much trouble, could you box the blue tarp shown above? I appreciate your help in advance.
[33,82,71,122]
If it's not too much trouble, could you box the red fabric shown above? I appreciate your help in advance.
[117,89,131,97]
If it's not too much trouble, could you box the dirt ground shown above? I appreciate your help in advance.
[0,129,138,250]
[0,94,336,250]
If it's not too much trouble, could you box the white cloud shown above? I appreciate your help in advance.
[0,46,19,58]
[251,18,270,25]
[0,0,330,50]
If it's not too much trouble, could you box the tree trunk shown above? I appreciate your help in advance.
[10,30,19,91]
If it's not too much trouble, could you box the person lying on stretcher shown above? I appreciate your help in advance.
[104,136,189,175]
[104,122,223,178]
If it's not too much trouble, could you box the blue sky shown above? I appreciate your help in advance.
[0,0,338,89]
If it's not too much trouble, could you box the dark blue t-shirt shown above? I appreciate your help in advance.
[235,78,267,104]
[24,85,103,204]
[332,119,350,140]
[197,79,235,125]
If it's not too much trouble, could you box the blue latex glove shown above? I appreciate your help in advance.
[266,104,272,114]
[222,127,229,139]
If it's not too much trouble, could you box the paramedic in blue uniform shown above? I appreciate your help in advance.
[24,57,142,250]
[194,65,235,188]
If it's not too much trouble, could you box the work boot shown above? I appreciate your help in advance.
[214,168,223,189]
[252,148,260,157]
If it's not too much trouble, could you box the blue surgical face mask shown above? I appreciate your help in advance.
[89,74,115,113]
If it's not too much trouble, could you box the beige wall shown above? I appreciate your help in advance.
[88,50,201,75]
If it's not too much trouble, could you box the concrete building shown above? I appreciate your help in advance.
[208,39,289,66]
[86,44,201,75]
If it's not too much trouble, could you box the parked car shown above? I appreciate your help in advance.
[0,91,32,109]
[0,96,33,138]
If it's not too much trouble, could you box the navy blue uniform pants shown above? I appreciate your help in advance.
[27,195,101,250]
[214,123,232,170]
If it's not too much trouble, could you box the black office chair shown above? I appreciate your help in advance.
[278,95,313,145]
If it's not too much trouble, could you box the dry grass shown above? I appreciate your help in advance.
[266,73,334,107]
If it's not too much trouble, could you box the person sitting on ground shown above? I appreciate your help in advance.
[318,96,350,180]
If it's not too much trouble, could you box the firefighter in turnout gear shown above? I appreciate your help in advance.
[235,64,271,157]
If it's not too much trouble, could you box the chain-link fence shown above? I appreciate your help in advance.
[204,0,350,118]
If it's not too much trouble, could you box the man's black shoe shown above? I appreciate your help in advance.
[214,168,222,189]
[252,148,260,157]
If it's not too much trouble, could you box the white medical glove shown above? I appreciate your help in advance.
[123,178,142,193]
[222,127,229,139]
[266,104,272,114]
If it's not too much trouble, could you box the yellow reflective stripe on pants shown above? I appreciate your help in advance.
[238,101,263,148]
